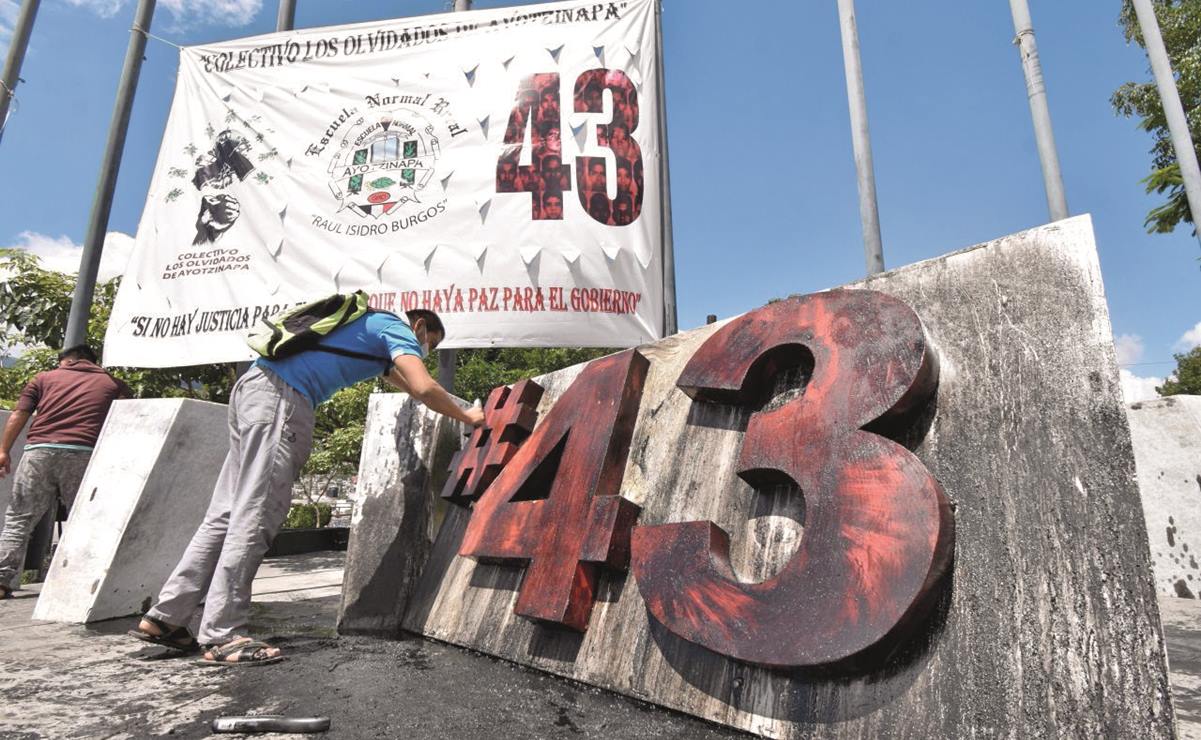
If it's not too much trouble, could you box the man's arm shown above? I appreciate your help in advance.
[0,410,32,478]
[381,366,411,394]
[391,355,484,427]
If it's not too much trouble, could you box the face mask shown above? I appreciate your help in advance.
[420,340,430,359]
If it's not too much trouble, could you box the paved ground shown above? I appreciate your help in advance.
[0,553,741,739]
[1160,597,1201,740]
[5,553,1201,739]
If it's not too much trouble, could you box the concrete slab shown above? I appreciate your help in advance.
[400,216,1174,737]
[337,393,464,636]
[1128,395,1201,598]
[32,399,229,623]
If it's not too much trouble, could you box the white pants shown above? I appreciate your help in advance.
[147,366,314,645]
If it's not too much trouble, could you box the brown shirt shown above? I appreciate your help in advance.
[16,360,132,448]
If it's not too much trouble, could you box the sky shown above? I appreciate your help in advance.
[0,0,1198,400]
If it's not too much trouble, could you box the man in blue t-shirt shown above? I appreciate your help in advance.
[131,309,484,665]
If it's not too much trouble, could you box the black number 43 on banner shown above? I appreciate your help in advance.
[496,69,645,226]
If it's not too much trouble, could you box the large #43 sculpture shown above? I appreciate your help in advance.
[632,290,954,669]
[452,289,954,667]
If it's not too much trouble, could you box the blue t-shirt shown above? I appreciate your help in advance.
[256,312,423,406]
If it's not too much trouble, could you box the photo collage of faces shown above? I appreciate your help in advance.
[497,70,644,226]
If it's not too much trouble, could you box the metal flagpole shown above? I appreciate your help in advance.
[232,0,297,380]
[63,0,157,349]
[1131,0,1201,249]
[277,0,297,31]
[1008,0,1069,223]
[439,0,473,393]
[0,0,40,146]
[655,0,678,335]
[3,0,49,586]
[835,0,885,276]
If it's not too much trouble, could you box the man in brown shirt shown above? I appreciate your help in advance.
[0,344,130,598]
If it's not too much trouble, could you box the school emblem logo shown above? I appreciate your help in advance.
[328,108,441,218]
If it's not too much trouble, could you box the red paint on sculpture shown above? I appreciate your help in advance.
[441,379,544,508]
[631,289,954,669]
[460,350,649,632]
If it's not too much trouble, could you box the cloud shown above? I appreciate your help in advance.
[65,0,261,27]
[62,0,124,18]
[1174,321,1201,353]
[3,230,135,283]
[1120,369,1163,404]
[1114,333,1145,366]
[0,0,19,49]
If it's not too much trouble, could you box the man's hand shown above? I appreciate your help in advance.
[0,411,31,476]
[392,355,484,428]
[464,406,485,428]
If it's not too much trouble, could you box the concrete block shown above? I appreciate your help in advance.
[399,216,1174,737]
[0,409,28,589]
[1127,395,1201,598]
[336,393,464,636]
[33,399,228,623]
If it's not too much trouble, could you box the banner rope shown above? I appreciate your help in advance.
[132,24,183,50]
[0,81,18,138]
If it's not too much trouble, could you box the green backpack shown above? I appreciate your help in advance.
[246,290,392,365]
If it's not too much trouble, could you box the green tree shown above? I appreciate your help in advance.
[447,347,614,404]
[1158,345,1201,394]
[293,381,378,527]
[1112,0,1201,234]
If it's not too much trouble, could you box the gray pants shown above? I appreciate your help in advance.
[0,448,91,586]
[147,366,314,645]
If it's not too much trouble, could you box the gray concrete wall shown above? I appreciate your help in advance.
[337,393,464,636]
[33,399,228,623]
[1128,395,1201,598]
[385,216,1173,738]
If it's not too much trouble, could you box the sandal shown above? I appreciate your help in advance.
[197,637,284,667]
[0,584,11,600]
[127,615,200,652]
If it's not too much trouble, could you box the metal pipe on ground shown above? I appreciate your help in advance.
[1008,0,1069,223]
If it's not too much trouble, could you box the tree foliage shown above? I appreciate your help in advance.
[294,381,377,523]
[1112,0,1201,234]
[1158,345,1201,394]
[448,347,614,404]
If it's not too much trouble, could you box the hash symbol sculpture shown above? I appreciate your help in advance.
[441,379,544,508]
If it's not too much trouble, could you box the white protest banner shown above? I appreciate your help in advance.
[105,0,666,367]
